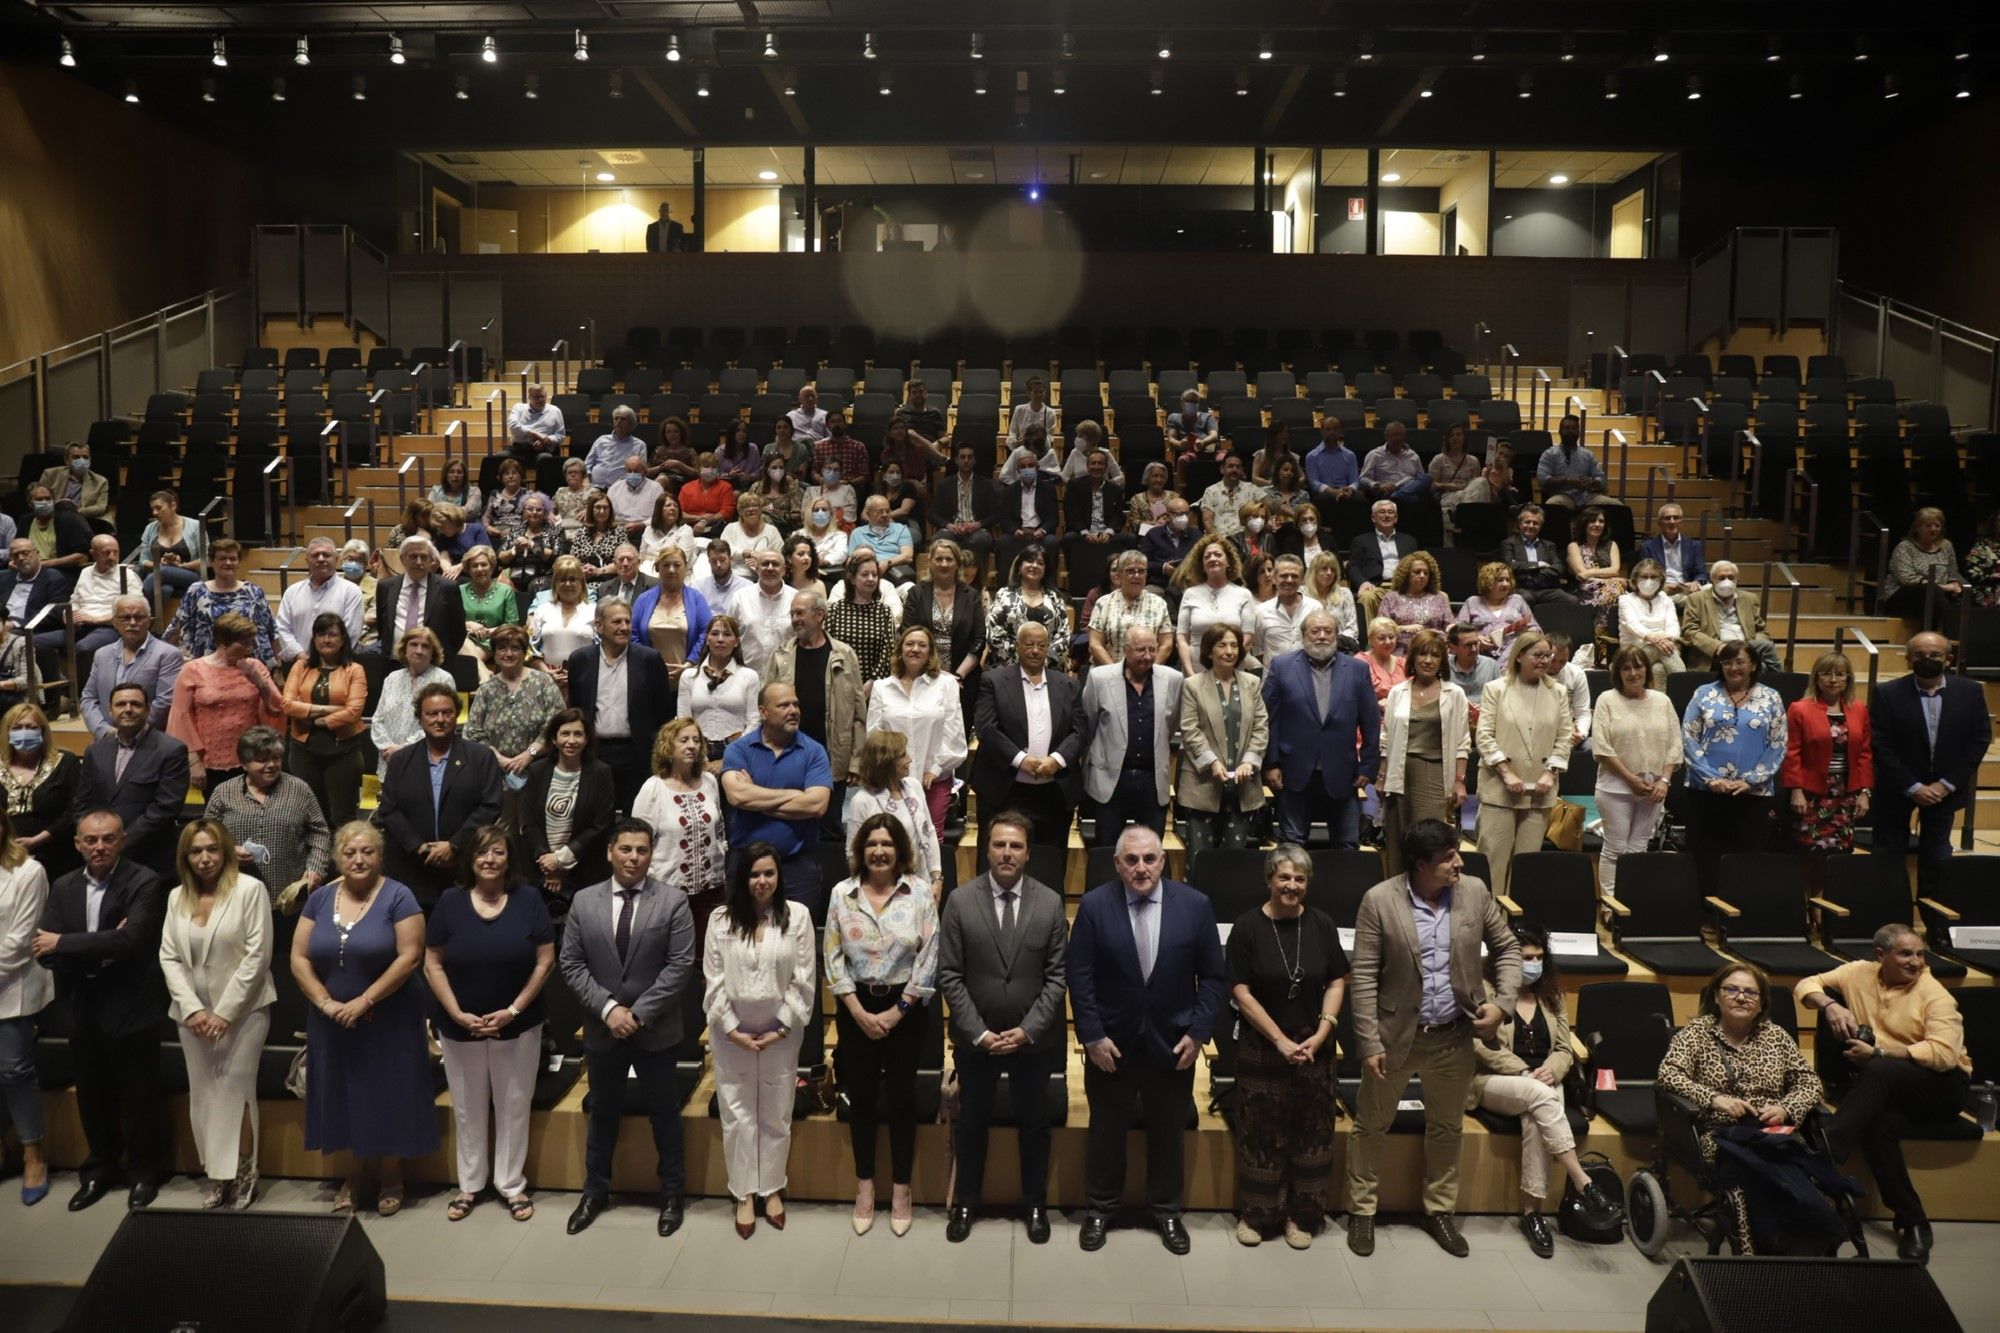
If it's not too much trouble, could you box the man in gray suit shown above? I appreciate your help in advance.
[1345,818,1520,1259]
[939,811,1069,1245]
[559,817,698,1238]
[1078,625,1183,846]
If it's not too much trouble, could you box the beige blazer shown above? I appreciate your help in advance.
[1175,670,1269,812]
[1349,873,1522,1068]
[766,635,866,778]
[1378,678,1471,796]
[1474,675,1574,809]
[36,465,110,519]
[1680,586,1768,670]
[159,876,276,1025]
[1467,984,1578,1107]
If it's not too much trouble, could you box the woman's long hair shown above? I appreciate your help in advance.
[174,818,241,913]
[724,841,791,940]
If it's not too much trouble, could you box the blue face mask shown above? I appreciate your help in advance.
[626,474,646,489]
[31,501,52,518]
[8,728,42,753]
[70,458,89,475]
[341,560,364,578]
[1522,960,1544,984]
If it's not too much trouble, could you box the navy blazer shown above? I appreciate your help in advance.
[0,566,70,626]
[1260,649,1382,795]
[75,727,190,862]
[1068,878,1225,1066]
[1636,535,1709,586]
[1141,524,1199,588]
[374,736,504,906]
[1346,529,1418,589]
[38,858,167,1038]
[374,574,468,658]
[565,640,673,751]
[1872,674,1993,811]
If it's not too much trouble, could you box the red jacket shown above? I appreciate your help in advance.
[1780,697,1873,794]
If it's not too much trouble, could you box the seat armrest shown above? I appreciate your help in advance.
[1601,894,1632,917]
[1568,1032,1591,1062]
[1496,895,1524,915]
[1704,895,1741,918]
[1809,896,1851,918]
[1919,897,1961,922]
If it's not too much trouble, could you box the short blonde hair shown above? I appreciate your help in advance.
[1475,560,1513,599]
[395,625,447,669]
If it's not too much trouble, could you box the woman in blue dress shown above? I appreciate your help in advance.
[289,819,438,1215]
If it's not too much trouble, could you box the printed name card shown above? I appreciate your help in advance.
[1950,926,2000,951]
[1549,931,1601,956]
[1338,928,1357,952]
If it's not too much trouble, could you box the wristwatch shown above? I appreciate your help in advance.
[895,997,914,1014]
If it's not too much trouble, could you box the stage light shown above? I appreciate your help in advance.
[758,169,779,180]
[1882,73,1899,99]
[1235,70,1249,96]
[1955,35,1971,62]
[1549,173,1570,185]
[524,73,539,99]
[863,33,877,60]
[971,33,984,60]
[201,78,216,103]
[664,35,680,62]
[1956,75,1972,99]
[59,35,75,67]
[1789,73,1805,100]
[1418,73,1435,98]
[273,77,288,102]
[1765,35,1783,63]
[211,36,227,68]
[1062,32,1075,60]
[1332,70,1347,97]
[124,80,139,103]
[596,171,615,182]
[352,75,367,101]
[1150,68,1164,95]
[764,33,778,59]
[782,71,796,96]
[1560,34,1575,63]
[1517,72,1533,99]
[481,34,498,64]
[296,35,311,66]
[1381,171,1402,183]
[574,31,589,62]
[1052,68,1067,94]
[697,70,711,97]
[1603,73,1620,100]
[1357,33,1375,61]
[1652,35,1670,63]
[1470,34,1487,63]
[1158,35,1172,60]
[1686,75,1702,101]
[975,68,988,94]
[1028,185,1040,201]
[879,70,892,96]
[1854,36,1871,63]
[608,71,623,99]
[453,75,467,101]
[1258,35,1272,61]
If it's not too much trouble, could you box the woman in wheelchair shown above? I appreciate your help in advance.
[1469,926,1622,1257]
[1657,963,1827,1253]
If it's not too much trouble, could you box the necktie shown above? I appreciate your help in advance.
[1132,897,1156,981]
[403,581,423,638]
[615,888,637,963]
[999,889,1018,946]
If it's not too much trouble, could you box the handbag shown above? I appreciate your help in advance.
[284,1045,308,1099]
[1544,798,1585,852]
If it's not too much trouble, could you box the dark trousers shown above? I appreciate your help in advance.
[1083,1056,1194,1220]
[73,1022,168,1186]
[286,738,366,829]
[835,990,926,1183]
[981,780,1072,848]
[1274,778,1360,849]
[1872,792,1959,901]
[954,1044,1056,1208]
[1090,769,1166,847]
[1821,1056,1969,1226]
[581,1041,685,1199]
[1686,788,1776,889]
[820,780,847,842]
[597,737,648,817]
[1520,585,1580,609]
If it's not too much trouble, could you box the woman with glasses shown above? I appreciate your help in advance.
[1473,632,1574,903]
[1681,642,1788,889]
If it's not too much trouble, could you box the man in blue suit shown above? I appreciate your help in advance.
[1260,610,1381,849]
[565,599,672,816]
[1872,631,1993,900]
[1068,825,1226,1255]
[1635,502,1707,602]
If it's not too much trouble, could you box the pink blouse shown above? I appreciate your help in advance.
[166,657,283,770]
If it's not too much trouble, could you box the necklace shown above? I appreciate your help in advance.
[331,881,380,968]
[1268,909,1304,999]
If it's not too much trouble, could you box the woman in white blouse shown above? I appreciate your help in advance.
[703,842,816,1238]
[159,819,275,1209]
[527,556,598,690]
[805,495,851,577]
[631,717,729,926]
[845,730,943,898]
[864,624,967,858]
[1307,551,1361,649]
[638,493,697,577]
[0,807,52,1206]
[676,615,760,769]
[369,626,456,779]
[1006,375,1059,449]
[720,491,785,578]
[1617,557,1686,688]
[1590,646,1684,898]
[1173,533,1257,674]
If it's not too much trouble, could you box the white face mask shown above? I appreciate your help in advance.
[1298,521,1317,537]
[1246,517,1265,534]
[1170,514,1189,532]
[1713,578,1736,597]
[1637,578,1661,597]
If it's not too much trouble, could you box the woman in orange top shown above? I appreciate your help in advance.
[167,612,285,795]
[282,613,370,827]
[1780,650,1874,856]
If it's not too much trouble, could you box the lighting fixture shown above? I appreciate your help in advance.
[878,70,892,96]
[59,35,75,67]
[453,75,467,101]
[574,31,589,62]
[664,34,680,62]
[1955,35,1971,62]
[1560,34,1576,63]
[764,33,777,59]
[295,35,311,66]
[1258,34,1272,61]
[1332,70,1348,97]
[351,75,367,101]
[1089,170,1106,179]
[608,71,623,99]
[1765,35,1783,63]
[1418,73,1435,98]
[1603,73,1620,100]
[974,68,988,94]
[1652,35,1670,63]
[1882,73,1899,100]
[758,169,779,181]
[965,171,984,180]
[596,171,615,182]
[272,77,287,102]
[1517,72,1533,99]
[124,80,139,103]
[1854,36,1871,63]
[211,36,227,68]
[389,34,405,65]
[1061,32,1075,59]
[1956,75,1972,99]
[781,71,796,95]
[863,32,877,60]
[1052,68,1067,94]
[1686,74,1702,101]
[1789,73,1805,100]
[1357,33,1375,61]
[481,34,497,64]
[696,70,711,97]
[201,78,216,103]
[1235,70,1249,96]
[1470,33,1487,62]
[1150,68,1164,95]
[1381,171,1402,183]
[524,73,539,99]
[1157,35,1172,60]
[1549,173,1570,185]
[1027,185,1040,201]
[971,33,984,60]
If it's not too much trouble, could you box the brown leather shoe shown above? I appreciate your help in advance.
[1422,1211,1470,1257]
[1346,1214,1376,1256]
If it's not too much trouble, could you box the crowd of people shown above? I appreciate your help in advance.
[0,381,1982,1267]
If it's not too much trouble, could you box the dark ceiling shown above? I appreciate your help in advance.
[5,1,1995,170]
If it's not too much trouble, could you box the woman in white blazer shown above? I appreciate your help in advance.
[160,818,276,1209]
[0,808,53,1205]
[1377,628,1471,877]
[1474,632,1575,903]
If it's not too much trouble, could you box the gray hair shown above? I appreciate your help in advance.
[113,594,150,618]
[398,534,437,561]
[1114,823,1163,859]
[305,536,337,554]
[1265,842,1312,880]
[610,405,638,426]
[793,589,826,617]
[1709,559,1739,581]
[340,539,370,561]
[1302,609,1339,633]
[594,596,631,626]
[234,725,286,764]
[1873,922,1920,953]
[1112,549,1149,574]
[1273,554,1305,573]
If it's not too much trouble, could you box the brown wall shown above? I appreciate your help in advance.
[0,67,265,366]
[393,252,1686,365]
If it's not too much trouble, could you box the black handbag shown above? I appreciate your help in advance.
[1557,1151,1626,1244]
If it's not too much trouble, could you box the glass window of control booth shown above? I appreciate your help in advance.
[1490,151,1665,258]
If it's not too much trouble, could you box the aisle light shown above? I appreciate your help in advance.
[59,35,76,67]
[664,35,681,62]
[296,35,311,66]
[389,35,406,65]
[481,34,498,64]
[211,36,227,68]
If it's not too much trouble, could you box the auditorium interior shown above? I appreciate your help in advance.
[4,1,2000,1330]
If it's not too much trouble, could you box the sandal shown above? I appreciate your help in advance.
[447,1194,476,1222]
[331,1184,355,1214]
[507,1195,534,1222]
[376,1189,403,1217]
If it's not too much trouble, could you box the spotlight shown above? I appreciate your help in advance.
[201,77,216,103]
[664,34,680,62]
[1560,34,1576,63]
[879,70,892,95]
[863,32,877,60]
[1956,75,1972,99]
[1332,70,1348,97]
[1603,73,1620,100]
[697,70,711,97]
[1765,35,1783,63]
[764,33,777,59]
[1686,74,1702,101]
[1471,33,1487,63]
[974,68,988,94]
[59,35,75,67]
[1150,68,1164,95]
[1062,32,1076,60]
[1652,34,1671,63]
[273,76,288,102]
[608,71,623,99]
[1028,185,1041,201]
[1381,171,1402,183]
[596,171,615,182]
[1854,36,1871,63]
[1418,73,1435,98]
[211,36,227,68]
[524,73,539,100]
[389,34,405,65]
[1052,69,1067,95]
[1882,73,1899,100]
[1158,35,1172,60]
[1357,33,1376,61]
[124,80,138,103]
[1549,173,1570,185]
[1789,73,1806,100]
[1517,72,1533,99]
[453,74,468,101]
[971,33,984,60]
[1258,35,1273,61]
[758,169,779,181]
[782,71,796,96]
[1955,35,1971,62]
[481,34,497,64]
[574,31,589,62]
[352,75,367,102]
[295,35,311,66]
[1235,70,1249,96]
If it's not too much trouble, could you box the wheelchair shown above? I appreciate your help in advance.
[1625,1086,1868,1259]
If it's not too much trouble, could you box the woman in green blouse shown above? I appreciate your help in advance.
[459,544,521,671]
[462,625,563,821]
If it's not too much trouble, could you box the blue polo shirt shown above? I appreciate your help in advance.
[720,728,835,857]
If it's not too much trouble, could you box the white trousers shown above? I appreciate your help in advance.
[438,1024,543,1198]
[711,1009,805,1201]
[1478,1073,1576,1202]
[181,1007,269,1184]
[1593,784,1665,898]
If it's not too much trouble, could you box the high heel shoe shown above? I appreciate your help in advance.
[764,1194,786,1231]
[889,1186,913,1237]
[735,1199,756,1240]
[852,1186,876,1235]
[21,1163,49,1207]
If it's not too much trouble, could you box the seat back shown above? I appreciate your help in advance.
[1716,853,1810,938]
[1305,371,1347,401]
[1610,854,1706,938]
[1308,850,1383,932]
[1818,854,1913,939]
[1574,980,1675,1078]
[1507,852,1600,935]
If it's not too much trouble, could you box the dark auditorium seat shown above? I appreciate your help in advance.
[1505,852,1628,976]
[1606,854,1730,976]
[1575,981,1675,1135]
[1707,853,1844,976]
[1816,853,1965,979]
[1916,856,2000,976]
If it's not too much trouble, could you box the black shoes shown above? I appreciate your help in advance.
[566,1193,607,1235]
[1896,1221,1934,1263]
[127,1180,159,1210]
[1078,1214,1108,1251]
[1025,1205,1051,1245]
[658,1195,684,1237]
[68,1177,114,1212]
[1157,1215,1191,1255]
[1346,1214,1376,1256]
[1579,1183,1623,1225]
[1521,1211,1556,1258]
[1422,1211,1470,1257]
[945,1205,974,1243]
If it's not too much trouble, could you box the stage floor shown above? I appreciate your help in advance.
[1,1175,1994,1332]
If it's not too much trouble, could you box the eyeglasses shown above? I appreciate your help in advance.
[1717,985,1760,1000]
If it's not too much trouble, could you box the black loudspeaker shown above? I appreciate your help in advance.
[1646,1256,1962,1333]
[66,1210,386,1332]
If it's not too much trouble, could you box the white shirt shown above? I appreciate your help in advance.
[70,565,126,625]
[1177,582,1257,654]
[638,523,699,577]
[865,671,968,781]
[809,523,850,569]
[787,406,829,441]
[391,575,431,643]
[1617,591,1681,645]
[677,662,763,742]
[508,401,567,448]
[844,775,940,886]
[719,521,784,576]
[277,573,366,659]
[1658,537,1688,582]
[85,873,109,933]
[1013,668,1063,784]
[608,476,664,527]
[528,599,596,665]
[1199,481,1248,537]
[1714,596,1746,641]
[596,647,631,738]
[729,583,798,674]
[1253,594,1324,662]
[1554,660,1594,738]
[1377,531,1402,569]
[1007,401,1058,446]
[5,582,29,621]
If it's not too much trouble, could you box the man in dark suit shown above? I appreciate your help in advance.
[643,201,686,254]
[1346,499,1419,596]
[992,467,1060,582]
[1062,448,1131,586]
[75,682,190,877]
[972,622,1082,846]
[373,680,503,908]
[593,543,657,606]
[934,442,1004,579]
[1068,823,1226,1254]
[1500,503,1576,608]
[566,599,672,816]
[1635,501,1708,602]
[1260,611,1380,849]
[558,817,698,1238]
[938,811,1069,1244]
[0,538,71,628]
[1872,631,1993,900]
[374,536,468,660]
[32,808,169,1210]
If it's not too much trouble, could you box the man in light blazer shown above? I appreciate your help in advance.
[373,682,503,909]
[938,811,1069,1245]
[1260,611,1380,849]
[559,817,698,1238]
[1679,559,1780,672]
[1345,818,1521,1260]
[1068,824,1226,1254]
[1078,625,1182,846]
[36,443,111,521]
[972,622,1082,846]
[75,682,190,879]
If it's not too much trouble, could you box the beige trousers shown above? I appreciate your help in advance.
[1475,803,1549,902]
[1477,1073,1577,1202]
[1345,1024,1475,1217]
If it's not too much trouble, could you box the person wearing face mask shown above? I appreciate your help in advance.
[1141,497,1201,596]
[878,418,945,502]
[0,702,82,877]
[1233,498,1276,568]
[1059,420,1125,487]
[1272,499,1326,566]
[18,488,90,576]
[749,453,802,532]
[1616,558,1686,688]
[1681,559,1781,673]
[803,461,858,531]
[337,541,381,649]
[1164,388,1220,460]
[36,443,110,521]
[676,450,738,541]
[608,455,665,541]
[1870,631,1991,902]
[877,455,929,540]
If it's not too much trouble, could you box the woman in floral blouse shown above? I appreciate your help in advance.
[167,539,284,664]
[562,490,624,580]
[1681,642,1788,889]
[631,717,729,932]
[1963,510,2000,611]
[984,544,1069,674]
[481,456,542,546]
[463,626,564,782]
[824,813,938,1237]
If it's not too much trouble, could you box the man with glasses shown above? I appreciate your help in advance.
[80,596,181,737]
[1870,632,1992,901]
[1068,824,1225,1255]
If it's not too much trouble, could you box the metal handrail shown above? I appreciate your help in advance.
[1605,428,1630,498]
[1608,345,1629,399]
[1561,392,1587,442]
[396,454,427,513]
[1498,344,1521,403]
[276,544,309,596]
[197,494,231,546]
[122,544,167,628]
[369,387,394,456]
[1781,467,1820,565]
[443,418,467,474]
[1760,561,1804,669]
[1530,368,1550,431]
[519,362,538,398]
[446,339,467,408]
[484,387,510,458]
[342,496,378,555]
[1642,464,1677,520]
[1695,508,1736,563]
[261,456,292,544]
[318,417,343,503]
[550,341,571,394]
[1832,624,1881,696]
[1846,509,1892,611]
[1737,425,1758,519]
[20,602,72,708]
[409,361,432,423]
[1642,369,1667,443]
